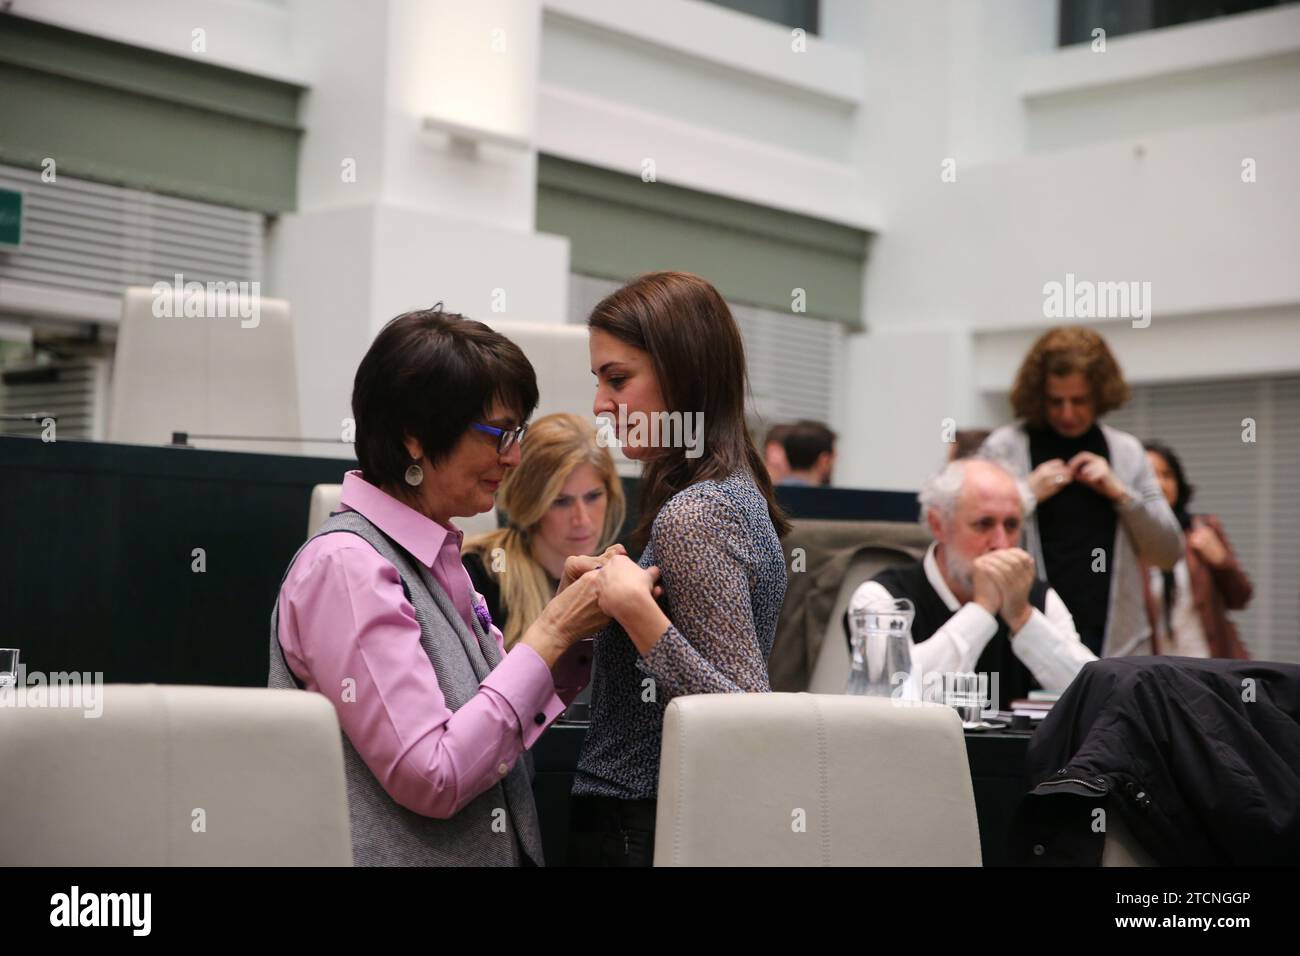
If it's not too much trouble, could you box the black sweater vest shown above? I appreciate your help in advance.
[871,562,1050,710]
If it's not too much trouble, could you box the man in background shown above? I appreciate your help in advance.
[779,420,836,487]
[849,458,1096,709]
[763,423,793,485]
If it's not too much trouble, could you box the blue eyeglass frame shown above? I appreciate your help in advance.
[471,421,528,453]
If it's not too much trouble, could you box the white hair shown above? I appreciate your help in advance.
[917,454,1023,529]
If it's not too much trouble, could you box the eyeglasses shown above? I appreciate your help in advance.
[472,421,528,454]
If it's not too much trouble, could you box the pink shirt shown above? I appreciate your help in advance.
[276,470,590,819]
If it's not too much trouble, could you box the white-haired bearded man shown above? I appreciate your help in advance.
[848,458,1096,709]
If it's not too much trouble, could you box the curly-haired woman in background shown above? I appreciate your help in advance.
[981,325,1183,658]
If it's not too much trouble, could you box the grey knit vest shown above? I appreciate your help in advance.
[268,510,544,866]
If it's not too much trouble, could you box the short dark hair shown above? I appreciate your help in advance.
[764,423,794,448]
[352,306,538,488]
[783,420,836,470]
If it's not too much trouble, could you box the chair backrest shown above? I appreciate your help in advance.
[481,319,591,419]
[0,684,351,866]
[305,483,498,540]
[308,484,344,536]
[482,319,633,475]
[108,286,301,454]
[770,517,930,695]
[1102,809,1158,866]
[655,692,982,866]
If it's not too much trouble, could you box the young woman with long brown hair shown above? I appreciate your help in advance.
[568,271,790,866]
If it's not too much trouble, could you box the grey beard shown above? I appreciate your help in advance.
[945,547,974,594]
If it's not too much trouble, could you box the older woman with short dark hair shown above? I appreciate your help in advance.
[269,306,626,866]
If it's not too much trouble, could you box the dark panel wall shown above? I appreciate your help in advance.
[0,436,915,687]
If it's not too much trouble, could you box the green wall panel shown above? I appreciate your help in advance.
[0,14,302,212]
[538,155,869,325]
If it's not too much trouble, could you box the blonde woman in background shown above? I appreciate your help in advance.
[464,413,627,649]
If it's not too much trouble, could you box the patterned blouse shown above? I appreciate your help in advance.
[573,469,788,801]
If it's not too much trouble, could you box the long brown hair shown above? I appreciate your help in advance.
[588,271,790,546]
[464,414,625,647]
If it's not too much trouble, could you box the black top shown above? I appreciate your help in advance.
[462,549,558,639]
[1028,424,1115,643]
[462,550,507,636]
[871,561,1049,710]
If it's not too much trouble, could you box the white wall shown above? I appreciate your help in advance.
[537,0,878,228]
[11,0,301,83]
[27,0,1300,490]
[267,0,571,444]
[836,0,1300,492]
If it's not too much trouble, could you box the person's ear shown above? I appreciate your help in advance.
[927,508,945,542]
[402,435,423,462]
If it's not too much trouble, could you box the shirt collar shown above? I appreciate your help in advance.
[338,470,459,568]
[923,541,962,613]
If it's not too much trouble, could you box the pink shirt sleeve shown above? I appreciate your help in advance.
[277,535,578,819]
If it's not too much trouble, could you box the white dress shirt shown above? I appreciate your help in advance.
[848,543,1097,699]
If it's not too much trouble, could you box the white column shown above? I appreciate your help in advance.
[272,0,570,446]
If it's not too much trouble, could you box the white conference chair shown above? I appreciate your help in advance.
[108,286,301,454]
[0,684,351,866]
[1102,806,1158,866]
[654,693,982,866]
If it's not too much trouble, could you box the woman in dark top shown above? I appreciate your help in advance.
[1143,441,1253,658]
[982,326,1182,657]
[569,271,791,867]
[463,413,626,649]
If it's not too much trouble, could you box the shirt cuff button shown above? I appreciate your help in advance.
[533,713,545,725]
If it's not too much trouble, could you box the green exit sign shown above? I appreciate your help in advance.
[0,188,23,249]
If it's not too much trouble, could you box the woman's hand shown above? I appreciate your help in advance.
[1188,524,1228,568]
[557,544,626,594]
[594,555,670,656]
[1028,458,1072,502]
[1069,451,1127,502]
[521,568,610,668]
[594,555,661,620]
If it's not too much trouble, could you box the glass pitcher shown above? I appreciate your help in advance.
[846,597,916,700]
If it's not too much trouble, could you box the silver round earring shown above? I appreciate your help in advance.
[404,462,424,487]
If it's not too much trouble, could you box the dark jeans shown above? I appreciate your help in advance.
[566,795,657,867]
